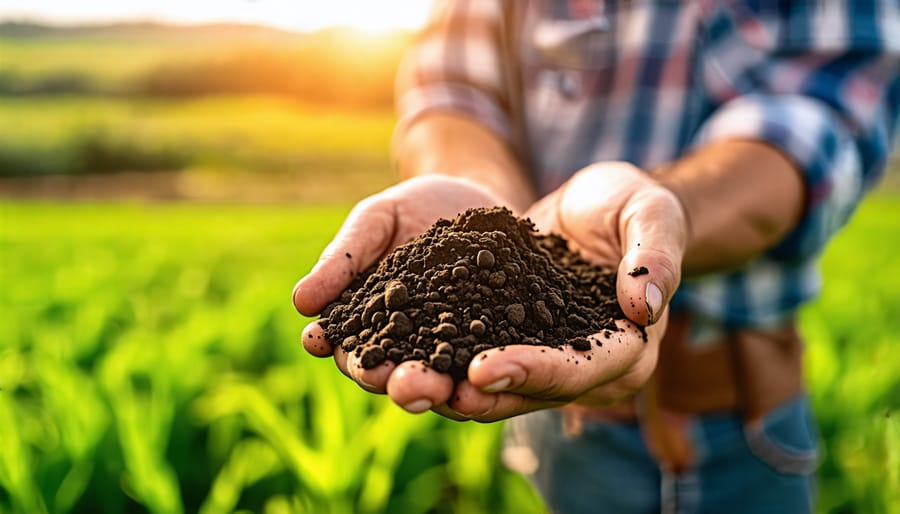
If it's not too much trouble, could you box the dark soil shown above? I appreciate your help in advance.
[628,266,649,277]
[320,207,628,381]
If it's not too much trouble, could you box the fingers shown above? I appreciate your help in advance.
[313,323,449,403]
[302,321,358,387]
[345,349,395,394]
[448,319,658,420]
[292,195,396,316]
[386,360,455,414]
[466,320,646,400]
[430,402,471,421]
[316,324,655,421]
[576,315,665,407]
[542,162,686,326]
[617,187,686,325]
[448,380,563,423]
[301,320,333,357]
[333,346,351,379]
[306,320,458,410]
[342,349,464,416]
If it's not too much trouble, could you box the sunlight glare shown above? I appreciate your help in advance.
[0,0,433,32]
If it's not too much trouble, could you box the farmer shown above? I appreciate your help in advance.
[294,1,900,512]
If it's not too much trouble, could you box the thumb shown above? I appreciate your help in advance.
[292,195,395,316]
[616,188,686,326]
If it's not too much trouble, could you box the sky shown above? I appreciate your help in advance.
[0,0,432,32]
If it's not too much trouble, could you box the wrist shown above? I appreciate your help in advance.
[653,139,805,275]
[651,168,693,258]
[393,112,537,213]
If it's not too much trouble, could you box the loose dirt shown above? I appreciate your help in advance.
[320,207,628,381]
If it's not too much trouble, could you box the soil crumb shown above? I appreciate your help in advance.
[321,207,628,381]
[628,266,649,277]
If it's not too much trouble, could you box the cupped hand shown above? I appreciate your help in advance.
[293,175,507,417]
[293,175,509,317]
[295,165,687,422]
[444,162,688,421]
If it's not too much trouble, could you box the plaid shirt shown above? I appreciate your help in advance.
[396,0,900,335]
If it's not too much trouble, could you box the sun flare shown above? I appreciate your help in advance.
[0,0,432,32]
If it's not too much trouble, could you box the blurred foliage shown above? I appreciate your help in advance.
[0,21,406,180]
[0,22,406,108]
[801,193,900,514]
[0,95,396,180]
[0,203,546,514]
[0,195,898,513]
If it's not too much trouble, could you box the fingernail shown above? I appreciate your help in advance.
[646,282,663,325]
[291,282,304,309]
[402,399,432,413]
[482,377,511,393]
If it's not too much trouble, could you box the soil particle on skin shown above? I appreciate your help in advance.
[628,266,649,277]
[322,207,631,381]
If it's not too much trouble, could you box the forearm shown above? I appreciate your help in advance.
[392,112,537,213]
[656,139,805,276]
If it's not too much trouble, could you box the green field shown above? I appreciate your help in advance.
[0,23,406,189]
[0,202,544,514]
[0,195,898,514]
[0,95,398,200]
[0,38,193,92]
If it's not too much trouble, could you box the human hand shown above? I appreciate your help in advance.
[294,164,686,422]
[293,175,507,418]
[293,174,510,315]
[443,162,688,421]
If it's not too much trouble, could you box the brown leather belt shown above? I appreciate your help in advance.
[562,312,806,471]
[656,312,805,422]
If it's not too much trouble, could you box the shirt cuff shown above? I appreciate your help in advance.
[395,83,512,145]
[691,93,864,261]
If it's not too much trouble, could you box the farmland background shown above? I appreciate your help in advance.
[1,19,899,514]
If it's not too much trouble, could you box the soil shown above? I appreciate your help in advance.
[628,266,649,277]
[320,207,629,381]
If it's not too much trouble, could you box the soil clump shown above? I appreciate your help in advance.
[320,207,627,381]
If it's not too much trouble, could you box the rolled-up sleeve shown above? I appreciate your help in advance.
[395,0,513,143]
[693,1,900,261]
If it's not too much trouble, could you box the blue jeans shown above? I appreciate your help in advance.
[504,396,819,514]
